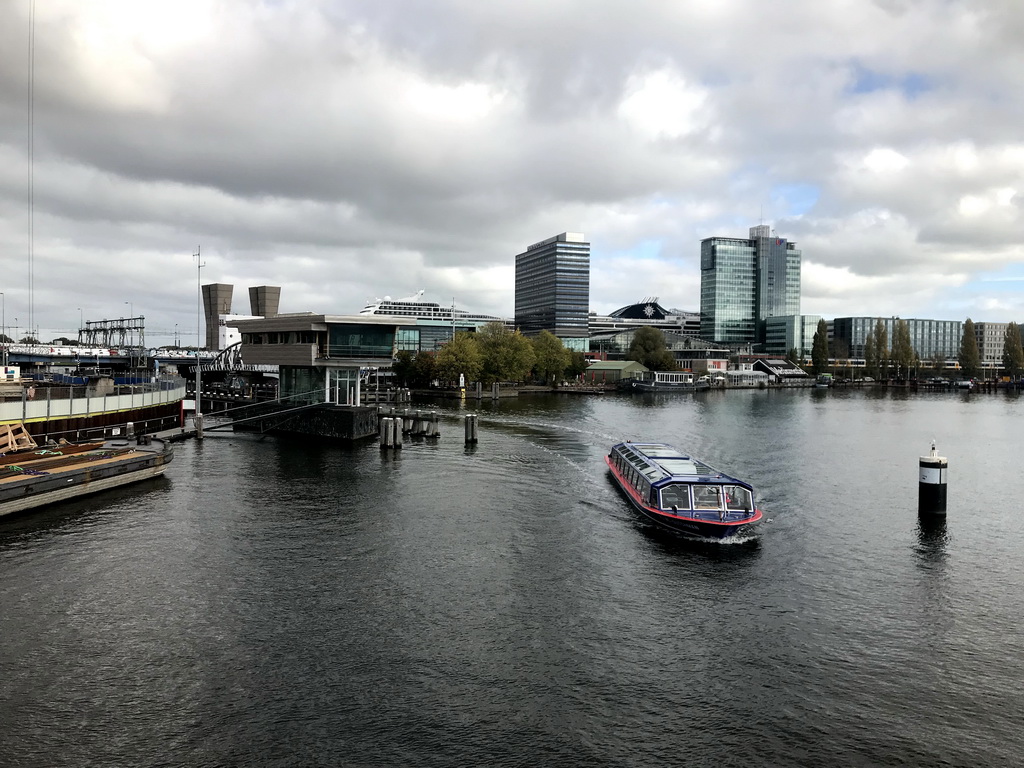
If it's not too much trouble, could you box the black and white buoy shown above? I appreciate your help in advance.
[918,441,947,515]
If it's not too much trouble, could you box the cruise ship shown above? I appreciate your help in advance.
[358,290,506,325]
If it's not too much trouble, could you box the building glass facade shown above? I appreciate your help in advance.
[515,232,590,348]
[975,322,1008,370]
[279,365,366,406]
[700,225,801,345]
[831,317,963,362]
[764,315,820,358]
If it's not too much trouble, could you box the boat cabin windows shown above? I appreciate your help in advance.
[693,485,723,510]
[642,371,693,384]
[660,484,691,511]
[658,483,754,513]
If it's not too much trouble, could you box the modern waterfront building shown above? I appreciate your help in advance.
[234,313,415,407]
[831,317,962,363]
[974,322,1008,372]
[700,224,801,346]
[764,315,821,358]
[231,312,417,441]
[514,232,591,351]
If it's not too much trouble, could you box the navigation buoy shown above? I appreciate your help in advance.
[919,441,947,515]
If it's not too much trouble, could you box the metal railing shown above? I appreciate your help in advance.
[0,376,186,425]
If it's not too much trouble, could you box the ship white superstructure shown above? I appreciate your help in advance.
[358,290,505,325]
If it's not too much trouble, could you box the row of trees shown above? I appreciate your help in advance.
[392,323,683,389]
[391,324,590,388]
[807,318,1024,380]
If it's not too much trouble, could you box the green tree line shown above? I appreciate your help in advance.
[391,324,589,388]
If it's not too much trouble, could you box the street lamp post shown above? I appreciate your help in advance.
[1,292,5,367]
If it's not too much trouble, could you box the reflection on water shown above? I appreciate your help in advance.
[915,513,949,566]
[3,390,1024,767]
[634,518,762,560]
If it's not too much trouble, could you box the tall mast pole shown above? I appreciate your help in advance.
[194,246,205,428]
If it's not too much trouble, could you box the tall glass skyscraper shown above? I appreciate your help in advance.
[514,232,591,350]
[700,224,801,345]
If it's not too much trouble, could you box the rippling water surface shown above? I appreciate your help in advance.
[2,388,1022,766]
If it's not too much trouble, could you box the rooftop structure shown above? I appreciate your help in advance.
[589,299,701,338]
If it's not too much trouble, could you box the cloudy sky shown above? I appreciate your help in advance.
[1,0,1022,345]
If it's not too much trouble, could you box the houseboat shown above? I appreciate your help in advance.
[606,441,762,539]
[619,371,711,392]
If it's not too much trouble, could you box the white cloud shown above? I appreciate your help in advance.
[617,68,709,141]
[861,148,909,174]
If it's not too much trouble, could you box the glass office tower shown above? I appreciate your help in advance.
[514,232,591,350]
[700,224,801,345]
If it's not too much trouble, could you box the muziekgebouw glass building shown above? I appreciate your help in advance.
[514,232,590,351]
[700,224,801,345]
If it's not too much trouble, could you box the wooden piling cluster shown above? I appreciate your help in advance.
[377,408,482,448]
[379,417,402,450]
[378,407,440,449]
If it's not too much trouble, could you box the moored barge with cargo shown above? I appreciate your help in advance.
[0,423,173,518]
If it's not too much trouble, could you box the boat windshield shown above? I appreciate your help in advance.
[693,485,722,510]
[660,484,691,510]
[724,485,753,512]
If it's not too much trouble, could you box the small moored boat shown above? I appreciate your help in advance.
[606,442,762,539]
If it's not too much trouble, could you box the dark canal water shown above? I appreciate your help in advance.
[2,388,1022,767]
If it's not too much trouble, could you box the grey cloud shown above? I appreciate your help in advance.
[2,0,1024,343]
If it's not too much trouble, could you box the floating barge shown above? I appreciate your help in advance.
[0,423,173,519]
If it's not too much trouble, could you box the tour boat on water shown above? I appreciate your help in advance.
[606,441,762,539]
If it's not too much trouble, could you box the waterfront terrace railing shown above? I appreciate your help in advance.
[0,376,186,426]
[321,344,395,359]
